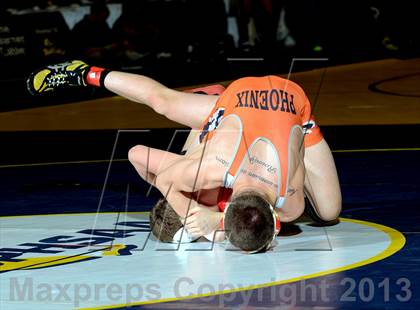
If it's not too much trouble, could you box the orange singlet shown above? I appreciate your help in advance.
[200,76,323,209]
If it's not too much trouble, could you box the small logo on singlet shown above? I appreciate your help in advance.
[302,120,316,135]
[200,108,225,142]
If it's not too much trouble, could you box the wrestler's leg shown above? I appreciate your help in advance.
[129,126,199,182]
[128,145,182,185]
[303,138,342,222]
[104,71,218,129]
[27,62,218,129]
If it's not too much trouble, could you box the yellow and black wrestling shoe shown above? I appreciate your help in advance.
[26,60,90,95]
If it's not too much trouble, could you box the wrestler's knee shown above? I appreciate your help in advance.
[128,144,147,164]
[317,198,342,222]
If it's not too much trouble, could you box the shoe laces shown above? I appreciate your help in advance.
[46,72,68,87]
[46,64,83,87]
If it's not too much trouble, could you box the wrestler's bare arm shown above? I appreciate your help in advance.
[104,71,218,128]
[155,155,223,217]
[304,138,342,221]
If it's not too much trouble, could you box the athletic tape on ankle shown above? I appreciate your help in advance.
[86,67,111,88]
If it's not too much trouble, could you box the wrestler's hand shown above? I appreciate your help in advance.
[185,205,223,237]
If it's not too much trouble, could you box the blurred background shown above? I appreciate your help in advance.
[0,0,419,163]
[1,4,420,309]
[1,0,419,109]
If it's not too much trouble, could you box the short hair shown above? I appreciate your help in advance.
[149,198,182,242]
[224,192,275,253]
